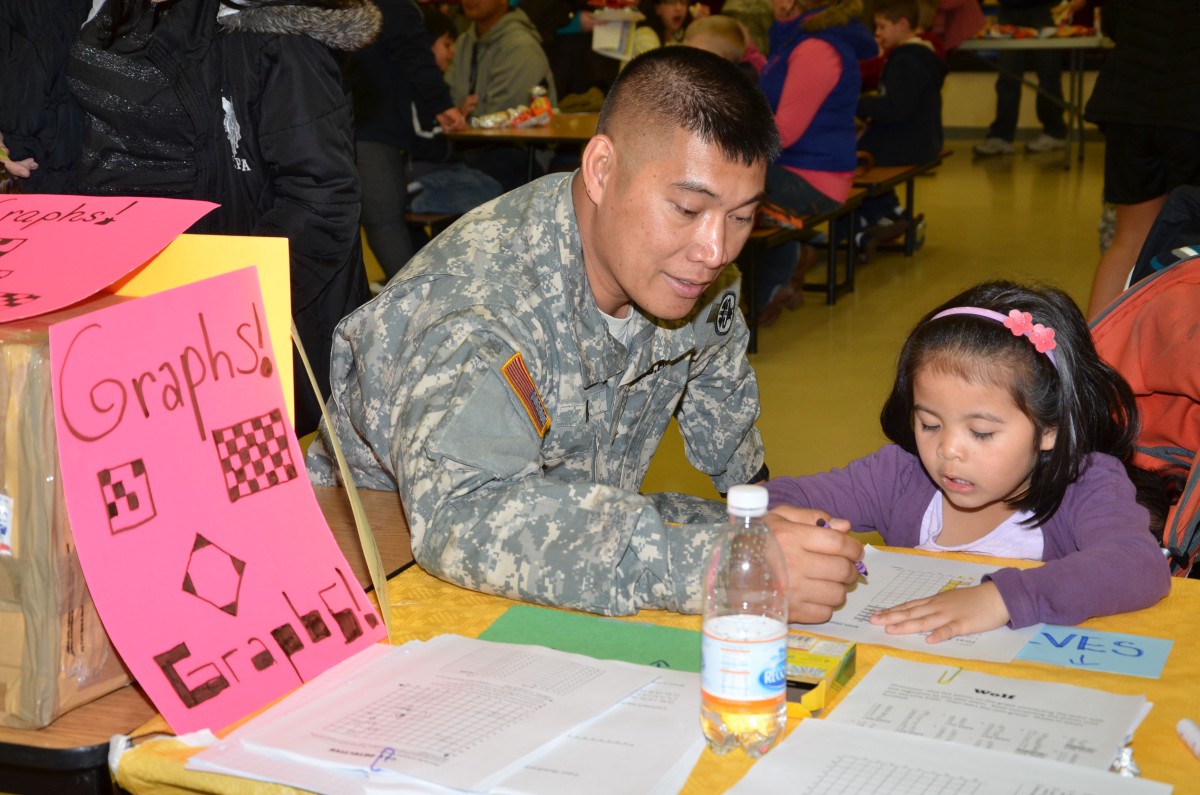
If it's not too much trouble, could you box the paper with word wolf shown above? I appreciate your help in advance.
[50,267,385,733]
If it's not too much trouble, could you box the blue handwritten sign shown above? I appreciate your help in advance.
[1016,626,1172,679]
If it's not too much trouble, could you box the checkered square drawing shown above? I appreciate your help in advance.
[213,408,297,503]
[98,459,157,534]
[0,292,39,308]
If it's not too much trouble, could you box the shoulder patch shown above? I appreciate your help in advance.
[501,353,551,437]
[714,291,738,336]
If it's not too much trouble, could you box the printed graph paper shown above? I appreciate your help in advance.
[853,569,975,623]
[808,755,983,793]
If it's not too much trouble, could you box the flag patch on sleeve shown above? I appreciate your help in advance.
[501,353,551,437]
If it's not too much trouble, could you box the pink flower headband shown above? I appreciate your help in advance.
[930,307,1058,366]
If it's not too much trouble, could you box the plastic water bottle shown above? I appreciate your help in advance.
[700,484,789,757]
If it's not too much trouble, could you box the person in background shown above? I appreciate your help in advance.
[445,0,557,191]
[753,0,876,325]
[67,0,378,436]
[928,0,984,52]
[404,7,504,218]
[641,0,697,45]
[344,0,468,284]
[309,47,866,621]
[1083,0,1200,317]
[972,0,1081,155]
[855,0,945,252]
[684,12,767,74]
[721,0,775,55]
[767,281,1170,641]
[0,0,91,194]
[530,0,621,100]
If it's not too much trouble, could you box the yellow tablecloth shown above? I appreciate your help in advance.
[116,554,1200,794]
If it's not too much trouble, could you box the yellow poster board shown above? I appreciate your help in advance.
[106,234,294,422]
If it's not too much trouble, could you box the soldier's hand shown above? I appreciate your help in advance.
[764,505,862,624]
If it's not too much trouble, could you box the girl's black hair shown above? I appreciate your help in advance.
[420,4,459,44]
[879,281,1163,529]
[638,0,694,44]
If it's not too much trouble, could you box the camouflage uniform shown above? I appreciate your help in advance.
[308,173,765,615]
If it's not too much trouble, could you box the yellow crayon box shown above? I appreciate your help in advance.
[784,630,856,717]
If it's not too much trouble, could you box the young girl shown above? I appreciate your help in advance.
[766,281,1171,642]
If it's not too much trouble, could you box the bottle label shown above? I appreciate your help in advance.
[700,615,787,702]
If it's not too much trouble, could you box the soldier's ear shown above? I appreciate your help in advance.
[581,134,615,203]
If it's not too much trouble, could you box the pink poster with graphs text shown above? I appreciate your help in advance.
[50,267,384,734]
[0,195,217,323]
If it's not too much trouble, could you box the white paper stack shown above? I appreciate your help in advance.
[188,635,705,795]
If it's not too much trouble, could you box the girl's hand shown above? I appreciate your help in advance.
[458,95,479,118]
[869,582,1010,643]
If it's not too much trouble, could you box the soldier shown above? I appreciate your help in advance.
[308,47,864,621]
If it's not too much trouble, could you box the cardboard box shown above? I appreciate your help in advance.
[784,630,855,718]
[0,225,293,729]
[0,301,133,728]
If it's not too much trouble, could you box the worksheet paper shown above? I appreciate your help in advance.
[190,641,704,795]
[804,547,1041,662]
[728,720,1173,795]
[826,656,1150,769]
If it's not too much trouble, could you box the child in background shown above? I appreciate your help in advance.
[766,281,1171,641]
[405,7,503,218]
[752,0,877,324]
[637,0,689,45]
[683,14,766,75]
[854,0,946,253]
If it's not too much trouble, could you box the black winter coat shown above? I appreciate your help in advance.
[857,40,946,167]
[70,0,381,434]
[1084,0,1200,134]
[0,0,90,193]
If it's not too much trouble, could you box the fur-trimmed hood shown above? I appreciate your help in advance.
[218,0,382,51]
[801,0,863,32]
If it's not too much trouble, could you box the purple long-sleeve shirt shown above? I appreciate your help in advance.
[766,445,1170,627]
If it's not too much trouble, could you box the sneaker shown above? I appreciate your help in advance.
[1026,133,1066,152]
[973,137,1015,156]
[755,200,806,230]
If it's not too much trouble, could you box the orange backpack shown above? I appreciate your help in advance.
[1091,252,1200,576]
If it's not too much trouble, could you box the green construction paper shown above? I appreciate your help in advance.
[478,605,701,672]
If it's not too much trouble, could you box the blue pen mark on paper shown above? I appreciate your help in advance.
[370,747,396,772]
[1016,626,1172,679]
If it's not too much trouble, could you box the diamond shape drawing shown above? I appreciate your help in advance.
[182,534,245,616]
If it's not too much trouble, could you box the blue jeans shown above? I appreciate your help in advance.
[409,163,503,214]
[766,163,842,218]
[356,141,412,280]
[756,165,842,311]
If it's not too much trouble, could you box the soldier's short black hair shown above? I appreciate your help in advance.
[597,46,780,168]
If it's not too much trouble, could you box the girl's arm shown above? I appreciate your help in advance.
[765,444,926,545]
[986,455,1171,628]
[874,456,1170,641]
